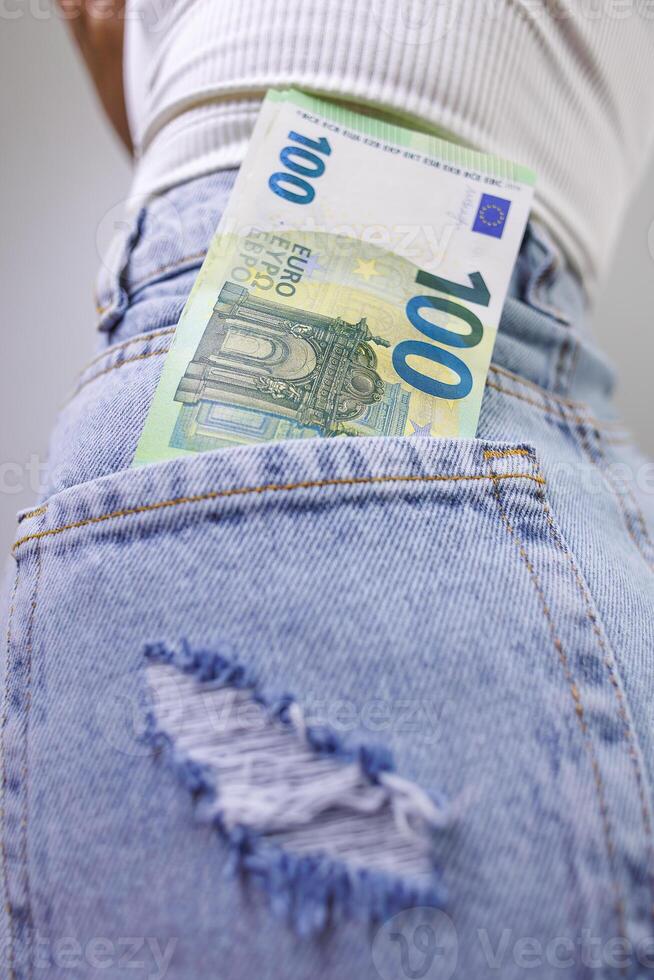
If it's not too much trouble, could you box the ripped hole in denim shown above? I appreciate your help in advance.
[143,640,456,936]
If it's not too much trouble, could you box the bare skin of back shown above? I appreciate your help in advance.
[58,0,132,153]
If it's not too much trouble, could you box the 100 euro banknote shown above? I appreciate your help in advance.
[134,89,535,465]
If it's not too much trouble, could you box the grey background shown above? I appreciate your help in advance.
[1,16,653,557]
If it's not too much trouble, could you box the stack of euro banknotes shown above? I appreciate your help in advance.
[135,89,534,466]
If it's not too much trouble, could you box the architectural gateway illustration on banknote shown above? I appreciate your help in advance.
[171,280,410,451]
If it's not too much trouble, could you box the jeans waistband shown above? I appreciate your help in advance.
[95,168,616,420]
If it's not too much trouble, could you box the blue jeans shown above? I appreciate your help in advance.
[3,169,654,979]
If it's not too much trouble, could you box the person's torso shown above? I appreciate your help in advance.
[124,0,654,294]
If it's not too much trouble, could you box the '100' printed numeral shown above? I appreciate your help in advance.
[269,130,491,402]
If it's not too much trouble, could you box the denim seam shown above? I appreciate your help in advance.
[17,506,47,525]
[557,394,654,572]
[2,517,43,980]
[11,471,546,555]
[526,239,571,327]
[0,564,20,979]
[65,343,623,436]
[84,327,177,372]
[550,335,570,394]
[77,329,600,416]
[20,529,41,980]
[551,334,579,397]
[526,233,558,305]
[69,349,170,402]
[574,423,654,574]
[485,380,618,431]
[489,364,608,416]
[95,251,207,314]
[484,452,627,949]
[71,327,617,426]
[482,448,531,461]
[538,485,654,919]
[94,207,146,319]
[126,251,207,295]
[562,339,581,396]
[591,427,654,573]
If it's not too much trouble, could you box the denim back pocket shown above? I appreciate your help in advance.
[5,432,651,978]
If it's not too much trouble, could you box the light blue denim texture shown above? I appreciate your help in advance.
[2,168,654,980]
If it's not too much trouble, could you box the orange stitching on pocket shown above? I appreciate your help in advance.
[18,506,47,524]
[12,471,546,554]
[488,363,613,416]
[486,459,627,947]
[485,380,620,431]
[1,566,20,979]
[83,327,176,373]
[538,488,654,919]
[486,380,564,416]
[68,349,168,402]
[482,449,531,461]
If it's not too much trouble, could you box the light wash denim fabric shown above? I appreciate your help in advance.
[2,169,654,980]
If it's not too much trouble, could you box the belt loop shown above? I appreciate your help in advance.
[525,220,571,329]
[95,206,147,335]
